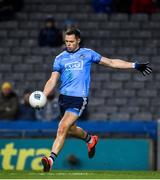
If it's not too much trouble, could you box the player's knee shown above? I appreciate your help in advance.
[68,125,75,135]
[57,123,68,136]
[68,129,73,135]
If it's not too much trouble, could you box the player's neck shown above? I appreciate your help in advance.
[66,46,80,53]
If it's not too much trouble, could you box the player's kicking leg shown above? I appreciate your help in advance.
[69,124,99,158]
[41,111,79,172]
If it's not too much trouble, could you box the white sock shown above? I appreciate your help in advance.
[88,137,93,144]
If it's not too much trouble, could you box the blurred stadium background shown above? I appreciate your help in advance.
[0,0,160,172]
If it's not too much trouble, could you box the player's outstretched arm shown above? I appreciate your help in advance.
[43,71,60,97]
[99,57,152,76]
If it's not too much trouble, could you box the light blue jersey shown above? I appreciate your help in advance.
[53,48,102,97]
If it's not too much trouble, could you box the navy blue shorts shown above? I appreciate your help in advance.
[58,94,88,117]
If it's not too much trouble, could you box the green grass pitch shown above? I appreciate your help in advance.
[1,170,160,179]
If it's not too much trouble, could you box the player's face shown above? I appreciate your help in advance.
[65,34,80,52]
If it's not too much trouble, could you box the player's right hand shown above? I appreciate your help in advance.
[35,106,44,110]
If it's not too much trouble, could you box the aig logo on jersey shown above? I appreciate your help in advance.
[65,61,83,71]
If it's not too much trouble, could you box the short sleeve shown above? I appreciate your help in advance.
[53,57,61,73]
[90,49,102,64]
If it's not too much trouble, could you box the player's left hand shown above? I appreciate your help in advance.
[134,62,152,76]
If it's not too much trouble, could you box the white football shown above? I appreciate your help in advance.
[29,91,47,108]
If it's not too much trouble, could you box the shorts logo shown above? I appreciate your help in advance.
[65,61,83,70]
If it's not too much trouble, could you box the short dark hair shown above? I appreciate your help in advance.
[65,28,81,39]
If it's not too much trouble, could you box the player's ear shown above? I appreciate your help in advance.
[77,38,81,44]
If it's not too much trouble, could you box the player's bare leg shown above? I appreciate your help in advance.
[51,112,78,154]
[68,123,99,159]
[41,111,78,172]
[68,123,86,139]
[41,112,99,172]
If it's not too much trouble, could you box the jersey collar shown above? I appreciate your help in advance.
[65,47,81,54]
